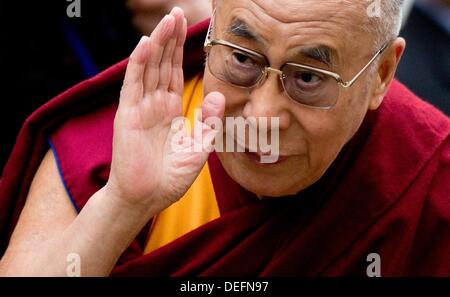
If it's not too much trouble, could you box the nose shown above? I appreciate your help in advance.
[242,69,291,131]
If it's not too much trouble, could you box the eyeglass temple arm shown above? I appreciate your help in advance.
[340,42,389,88]
[204,9,217,47]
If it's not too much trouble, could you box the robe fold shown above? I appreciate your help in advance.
[0,19,449,276]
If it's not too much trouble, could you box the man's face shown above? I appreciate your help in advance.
[203,0,378,198]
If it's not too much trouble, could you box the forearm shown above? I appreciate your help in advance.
[1,187,156,276]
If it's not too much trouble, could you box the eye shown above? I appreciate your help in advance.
[291,71,324,91]
[295,71,322,84]
[232,51,257,67]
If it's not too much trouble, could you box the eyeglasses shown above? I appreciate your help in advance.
[204,10,389,109]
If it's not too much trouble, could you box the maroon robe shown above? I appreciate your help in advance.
[1,19,449,276]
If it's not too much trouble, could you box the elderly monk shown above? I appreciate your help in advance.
[0,0,449,276]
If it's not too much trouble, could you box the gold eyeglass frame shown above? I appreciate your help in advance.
[203,9,390,109]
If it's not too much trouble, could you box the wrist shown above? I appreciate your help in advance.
[97,184,158,223]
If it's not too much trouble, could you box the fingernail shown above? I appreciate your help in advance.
[160,14,170,23]
[163,14,176,25]
[172,6,182,13]
[138,35,148,44]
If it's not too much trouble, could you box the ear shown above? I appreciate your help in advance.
[368,37,406,110]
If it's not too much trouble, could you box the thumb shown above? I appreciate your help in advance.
[201,91,225,121]
[191,92,225,158]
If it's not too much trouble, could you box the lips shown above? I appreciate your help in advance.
[229,137,288,165]
[243,151,288,165]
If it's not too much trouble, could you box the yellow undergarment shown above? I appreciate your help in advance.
[143,75,220,254]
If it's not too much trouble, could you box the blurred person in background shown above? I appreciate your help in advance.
[0,0,211,173]
[127,0,211,35]
[397,0,450,115]
[0,1,137,172]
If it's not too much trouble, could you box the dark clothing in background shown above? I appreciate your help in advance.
[397,4,450,116]
[0,0,139,173]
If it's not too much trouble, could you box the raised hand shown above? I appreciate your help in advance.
[106,7,225,214]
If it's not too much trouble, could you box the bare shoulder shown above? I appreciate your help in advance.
[1,150,77,263]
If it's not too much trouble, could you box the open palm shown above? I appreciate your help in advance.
[107,8,225,213]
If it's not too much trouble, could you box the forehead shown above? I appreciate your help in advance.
[218,0,367,22]
[216,0,370,64]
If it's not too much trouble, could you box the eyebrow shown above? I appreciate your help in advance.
[297,46,336,68]
[226,18,265,45]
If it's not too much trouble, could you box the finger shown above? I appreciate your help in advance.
[143,14,176,94]
[120,36,150,106]
[194,92,226,155]
[169,15,187,94]
[158,7,184,91]
[157,37,176,91]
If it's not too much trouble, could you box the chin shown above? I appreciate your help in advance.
[240,177,304,199]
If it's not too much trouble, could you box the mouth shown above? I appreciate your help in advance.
[243,151,289,165]
[227,136,289,165]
